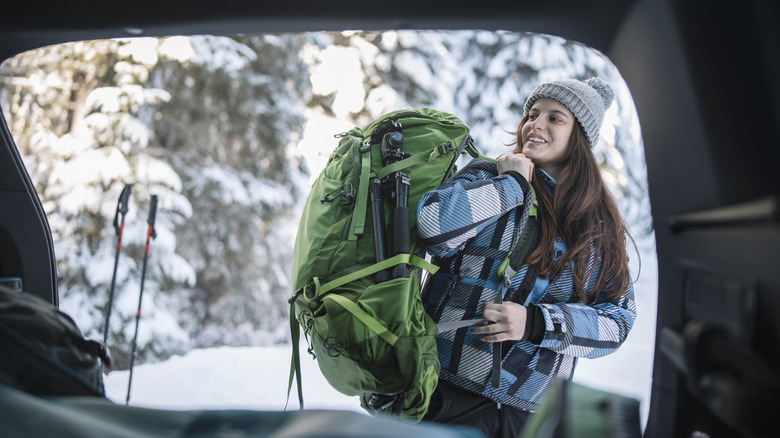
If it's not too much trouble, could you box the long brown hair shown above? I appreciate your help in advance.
[514,114,635,304]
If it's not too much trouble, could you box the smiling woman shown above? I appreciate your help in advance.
[0,28,655,431]
[414,76,639,437]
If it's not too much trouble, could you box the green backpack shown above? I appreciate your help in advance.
[288,108,485,421]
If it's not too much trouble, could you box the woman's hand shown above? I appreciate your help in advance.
[471,301,528,342]
[497,153,534,182]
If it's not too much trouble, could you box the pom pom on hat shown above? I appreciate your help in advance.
[523,77,615,147]
[584,77,615,112]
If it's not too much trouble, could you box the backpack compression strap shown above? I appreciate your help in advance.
[315,254,437,297]
[348,136,371,240]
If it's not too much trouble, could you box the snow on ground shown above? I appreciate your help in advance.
[105,336,652,428]
[105,344,361,413]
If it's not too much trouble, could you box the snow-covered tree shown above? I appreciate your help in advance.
[1,30,651,370]
[146,34,311,347]
[0,39,195,368]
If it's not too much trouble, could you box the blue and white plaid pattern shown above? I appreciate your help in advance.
[417,159,637,412]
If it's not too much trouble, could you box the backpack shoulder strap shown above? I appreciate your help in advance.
[498,184,539,281]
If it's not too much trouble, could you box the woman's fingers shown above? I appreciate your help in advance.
[497,153,534,182]
[472,302,528,342]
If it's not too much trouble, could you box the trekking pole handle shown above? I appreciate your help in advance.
[147,195,158,240]
[113,184,134,235]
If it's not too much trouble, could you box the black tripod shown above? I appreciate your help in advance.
[369,122,411,282]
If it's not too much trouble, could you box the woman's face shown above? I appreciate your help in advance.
[519,98,575,180]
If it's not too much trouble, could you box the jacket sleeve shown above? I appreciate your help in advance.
[536,281,637,359]
[416,159,530,257]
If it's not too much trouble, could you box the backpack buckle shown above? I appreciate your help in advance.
[289,289,303,305]
[321,183,355,204]
[437,141,453,155]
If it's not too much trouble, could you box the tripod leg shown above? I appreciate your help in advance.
[390,172,410,279]
[370,179,391,283]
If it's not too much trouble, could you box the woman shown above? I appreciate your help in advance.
[417,77,637,437]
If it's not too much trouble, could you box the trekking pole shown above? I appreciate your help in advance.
[126,194,157,405]
[103,183,133,346]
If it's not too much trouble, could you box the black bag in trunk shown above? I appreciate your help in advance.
[0,285,108,397]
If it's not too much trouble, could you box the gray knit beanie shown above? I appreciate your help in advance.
[523,77,615,147]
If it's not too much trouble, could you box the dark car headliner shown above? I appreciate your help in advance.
[0,1,635,60]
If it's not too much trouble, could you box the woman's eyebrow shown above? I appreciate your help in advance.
[549,109,570,119]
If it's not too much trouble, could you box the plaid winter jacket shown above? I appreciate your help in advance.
[416,158,636,412]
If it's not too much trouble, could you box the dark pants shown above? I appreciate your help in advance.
[422,379,533,438]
